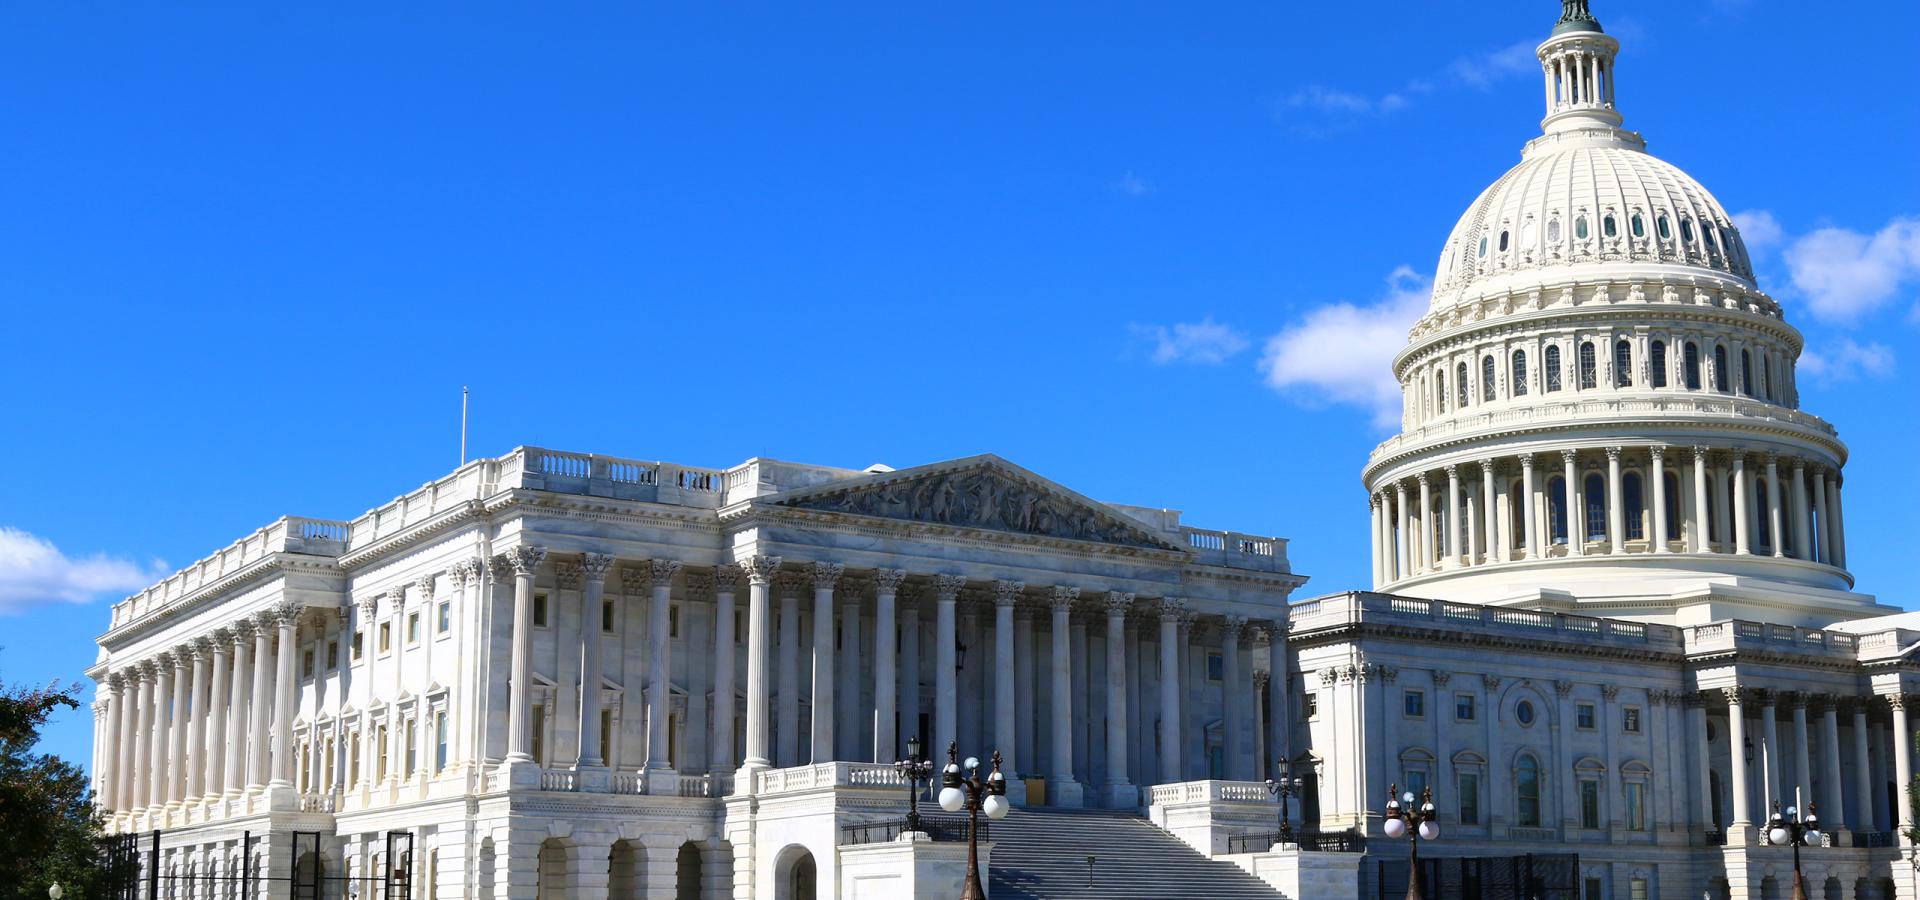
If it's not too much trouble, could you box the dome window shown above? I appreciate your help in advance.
[1680,219,1695,243]
[1521,220,1538,247]
[1578,341,1598,389]
[1547,218,1562,243]
[1713,345,1730,392]
[1498,230,1510,252]
[1544,346,1563,393]
[1575,216,1590,240]
[1657,216,1672,240]
[1456,362,1470,408]
[1613,339,1632,387]
[1650,341,1668,388]
[1631,214,1645,238]
[1683,342,1702,390]
[1511,350,1529,397]
[1479,236,1488,258]
[1481,356,1496,402]
[1603,215,1618,238]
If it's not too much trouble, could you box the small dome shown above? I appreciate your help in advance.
[1430,143,1754,310]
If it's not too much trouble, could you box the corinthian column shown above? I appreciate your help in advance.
[139,660,161,809]
[807,562,842,763]
[1480,460,1500,564]
[225,622,253,799]
[1103,593,1133,805]
[577,553,616,769]
[933,574,964,756]
[992,580,1023,783]
[1394,482,1413,574]
[899,586,923,757]
[269,604,300,790]
[1790,460,1811,559]
[710,565,741,772]
[502,545,546,766]
[872,569,904,763]
[645,559,682,775]
[1521,454,1540,559]
[1605,447,1625,553]
[1416,473,1434,572]
[186,640,211,802]
[1050,587,1084,807]
[775,569,804,767]
[1896,695,1915,834]
[1765,453,1785,557]
[1562,450,1583,555]
[1650,447,1670,552]
[738,556,780,774]
[1444,465,1462,569]
[1732,453,1752,555]
[100,674,124,812]
[1157,599,1185,784]
[1221,616,1247,781]
[167,649,190,807]
[204,631,230,801]
[1726,689,1751,832]
[1691,447,1711,552]
[836,573,862,761]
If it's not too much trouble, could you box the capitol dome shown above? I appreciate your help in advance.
[1359,0,1887,627]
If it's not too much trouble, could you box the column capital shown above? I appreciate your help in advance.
[385,584,409,608]
[1649,445,1666,462]
[1690,445,1711,464]
[1683,691,1706,710]
[1763,450,1780,467]
[1521,453,1537,471]
[1792,457,1808,473]
[1481,673,1501,692]
[413,573,438,601]
[993,579,1026,607]
[1605,446,1623,462]
[1103,591,1134,615]
[712,564,742,592]
[1416,471,1431,488]
[737,555,782,586]
[809,561,844,590]
[1156,597,1187,621]
[1783,689,1809,711]
[553,562,584,591]
[934,573,967,601]
[488,553,516,581]
[1753,687,1776,707]
[230,618,256,642]
[1478,458,1496,476]
[1444,463,1460,479]
[1554,679,1573,698]
[1560,448,1579,465]
[504,545,547,577]
[649,558,683,585]
[448,557,486,589]
[581,552,618,582]
[838,575,872,600]
[622,565,657,596]
[1600,683,1619,702]
[1721,686,1747,708]
[683,570,715,603]
[1222,614,1247,641]
[1045,585,1079,611]
[209,626,234,647]
[872,568,908,594]
[1886,693,1909,711]
[190,637,214,661]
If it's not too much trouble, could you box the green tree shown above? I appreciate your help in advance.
[0,679,125,899]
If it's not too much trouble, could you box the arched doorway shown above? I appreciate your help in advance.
[676,842,703,900]
[536,839,568,900]
[608,841,643,899]
[773,845,817,900]
[293,851,323,900]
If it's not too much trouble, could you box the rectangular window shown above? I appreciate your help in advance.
[1405,770,1428,803]
[1455,693,1476,721]
[1630,877,1649,900]
[1302,693,1318,721]
[1625,781,1646,831]
[734,611,744,642]
[377,726,389,781]
[326,640,339,670]
[352,630,364,660]
[302,648,315,678]
[379,623,392,653]
[434,711,448,772]
[438,600,451,635]
[1207,652,1225,682]
[670,605,681,639]
[531,703,546,765]
[407,611,421,644]
[1623,706,1642,733]
[533,593,549,627]
[1585,878,1604,900]
[1403,690,1424,718]
[1457,773,1480,824]
[405,719,417,777]
[1577,702,1596,730]
[603,600,616,632]
[1580,780,1601,829]
[349,733,360,784]
[600,709,613,766]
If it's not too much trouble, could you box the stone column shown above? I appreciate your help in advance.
[1522,454,1540,559]
[1480,460,1499,564]
[117,671,140,812]
[1416,473,1434,572]
[837,580,864,761]
[806,562,842,764]
[1562,450,1583,555]
[1157,599,1185,784]
[899,587,922,756]
[1819,697,1845,830]
[1760,690,1781,813]
[270,605,299,790]
[1014,608,1036,774]
[1790,693,1811,810]
[1811,464,1832,563]
[1687,695,1711,830]
[204,632,230,801]
[1893,695,1913,834]
[1266,625,1288,775]
[710,565,741,772]
[1790,460,1811,559]
[933,574,963,757]
[739,556,779,774]
[1828,474,1847,567]
[1650,447,1670,552]
[646,559,682,775]
[992,580,1023,782]
[1369,495,1384,585]
[100,675,123,811]
[1853,700,1874,833]
[775,569,804,767]
[1691,447,1712,552]
[871,570,903,763]
[1764,453,1785,557]
[576,553,616,769]
[1726,689,1752,833]
[1042,587,1080,807]
[1444,465,1462,569]
[1732,453,1752,555]
[186,640,211,802]
[1394,482,1413,575]
[502,545,546,767]
[1605,447,1625,553]
[225,623,252,798]
[247,615,273,791]
[1094,592,1130,806]
[137,661,159,810]
[1221,616,1247,781]
[167,648,189,806]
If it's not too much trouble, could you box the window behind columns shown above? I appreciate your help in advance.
[1545,346,1563,392]
[1624,472,1645,540]
[1578,341,1598,389]
[1512,350,1529,396]
[1663,473,1682,541]
[1583,474,1607,542]
[1650,340,1668,388]
[1482,356,1497,402]
[1684,342,1702,390]
[1614,340,1632,387]
[1713,346,1730,392]
[1548,476,1568,545]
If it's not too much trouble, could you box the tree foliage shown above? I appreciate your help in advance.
[0,678,122,899]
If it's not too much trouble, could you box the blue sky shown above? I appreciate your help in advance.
[3,1,1917,770]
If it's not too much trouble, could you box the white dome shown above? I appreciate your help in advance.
[1430,142,1756,310]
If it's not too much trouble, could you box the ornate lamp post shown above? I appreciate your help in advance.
[1767,800,1821,900]
[937,741,1010,900]
[1266,758,1305,845]
[1382,784,1439,900]
[896,735,937,835]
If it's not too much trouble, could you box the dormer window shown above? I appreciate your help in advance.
[1603,215,1618,238]
[1479,236,1489,257]
[1680,219,1695,243]
[1498,230,1510,252]
[1547,218,1562,243]
[1575,216,1590,240]
[1657,215,1671,239]
[1630,213,1645,238]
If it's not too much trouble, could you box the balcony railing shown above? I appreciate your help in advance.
[1224,830,1365,854]
[839,815,981,846]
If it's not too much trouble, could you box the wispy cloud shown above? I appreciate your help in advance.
[1799,338,1896,384]
[0,527,168,616]
[1257,266,1430,428]
[1781,217,1920,325]
[1277,39,1537,133]
[1110,171,1154,197]
[1129,317,1250,365]
[1731,209,1784,254]
[1444,41,1538,89]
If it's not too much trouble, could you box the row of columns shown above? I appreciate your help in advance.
[1698,689,1910,838]
[1370,445,1847,584]
[98,602,303,814]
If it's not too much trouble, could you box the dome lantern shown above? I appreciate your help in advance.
[1538,2,1622,137]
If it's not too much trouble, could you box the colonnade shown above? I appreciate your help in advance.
[1370,445,1846,584]
[1693,689,1913,838]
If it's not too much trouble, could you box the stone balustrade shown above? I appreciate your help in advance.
[1288,592,1685,653]
[756,762,908,796]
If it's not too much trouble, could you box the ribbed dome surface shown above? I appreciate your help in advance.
[1430,143,1755,310]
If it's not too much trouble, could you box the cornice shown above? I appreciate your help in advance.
[728,503,1195,568]
[336,499,490,569]
[1362,416,1845,485]
[98,553,343,649]
[1290,616,1686,667]
[1399,300,1802,374]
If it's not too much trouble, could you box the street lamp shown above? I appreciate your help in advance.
[896,735,937,835]
[1266,759,1305,845]
[1382,784,1439,900]
[47,884,62,900]
[937,741,1009,900]
[1767,800,1821,900]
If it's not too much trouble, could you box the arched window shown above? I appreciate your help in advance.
[1603,215,1618,238]
[1713,345,1730,392]
[1575,216,1590,240]
[1516,755,1542,828]
[1663,472,1682,542]
[1650,341,1668,388]
[1761,356,1773,401]
[1545,346,1563,393]
[1436,370,1447,413]
[1614,339,1633,387]
[1479,236,1488,257]
[1683,342,1702,390]
[1756,477,1773,552]
[1624,472,1645,540]
[1578,341,1598,389]
[1547,218,1562,243]
[1631,213,1645,237]
[1498,230,1510,252]
[1584,473,1607,543]
[1657,215,1672,240]
[1457,362,1470,408]
[1680,218,1695,244]
[1432,492,1447,559]
[1482,356,1497,402]
[1547,476,1568,545]
[1740,349,1754,397]
[1511,350,1529,397]
[1509,478,1527,551]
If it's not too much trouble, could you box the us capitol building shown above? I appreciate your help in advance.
[85,3,1920,898]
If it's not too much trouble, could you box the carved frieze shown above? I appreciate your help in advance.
[775,464,1169,549]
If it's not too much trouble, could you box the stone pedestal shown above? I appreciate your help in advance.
[838,831,989,900]
[1234,846,1361,899]
[574,765,611,793]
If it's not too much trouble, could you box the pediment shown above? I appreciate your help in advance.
[767,455,1181,551]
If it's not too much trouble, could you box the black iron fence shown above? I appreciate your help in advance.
[1852,831,1898,848]
[839,815,985,846]
[1225,830,1367,854]
[1373,852,1578,900]
[100,829,414,900]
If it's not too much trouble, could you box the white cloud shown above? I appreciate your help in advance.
[1110,171,1154,197]
[1278,39,1537,129]
[1799,338,1895,384]
[1258,266,1430,428]
[1130,317,1250,365]
[1446,41,1537,89]
[0,527,168,616]
[1782,218,1920,324]
[1731,209,1784,254]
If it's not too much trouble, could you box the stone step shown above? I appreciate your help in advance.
[988,808,1283,900]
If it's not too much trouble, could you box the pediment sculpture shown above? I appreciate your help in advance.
[777,465,1168,550]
